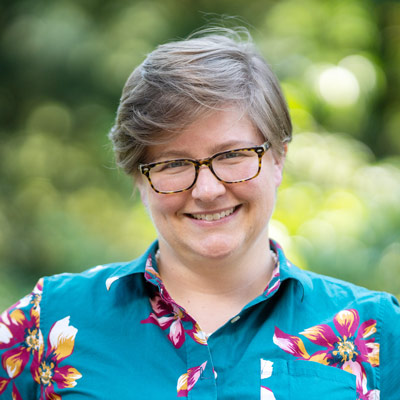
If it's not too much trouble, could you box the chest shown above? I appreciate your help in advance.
[51,305,369,400]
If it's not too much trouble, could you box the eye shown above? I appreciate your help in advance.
[218,151,251,161]
[154,160,192,174]
[166,161,187,168]
[221,151,243,159]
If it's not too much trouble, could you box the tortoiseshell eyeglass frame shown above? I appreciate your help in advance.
[138,141,271,194]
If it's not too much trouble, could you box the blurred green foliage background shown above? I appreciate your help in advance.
[1,0,399,310]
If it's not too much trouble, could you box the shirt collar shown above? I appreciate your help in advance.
[271,240,313,300]
[105,239,313,299]
[105,240,159,290]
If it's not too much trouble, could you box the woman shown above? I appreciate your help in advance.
[0,28,399,399]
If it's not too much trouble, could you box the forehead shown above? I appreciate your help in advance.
[145,108,263,161]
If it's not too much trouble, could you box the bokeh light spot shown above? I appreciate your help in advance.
[339,55,377,92]
[318,66,360,107]
[26,102,72,137]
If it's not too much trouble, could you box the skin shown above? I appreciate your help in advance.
[137,106,286,332]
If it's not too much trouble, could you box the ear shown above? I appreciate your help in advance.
[135,176,149,208]
[272,145,287,188]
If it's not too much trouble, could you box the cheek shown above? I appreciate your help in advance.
[258,156,284,191]
[235,177,276,207]
[147,193,186,218]
[247,171,278,214]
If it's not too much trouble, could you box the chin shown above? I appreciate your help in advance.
[192,237,242,260]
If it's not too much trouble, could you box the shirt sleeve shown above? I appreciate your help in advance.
[0,279,43,399]
[380,292,400,398]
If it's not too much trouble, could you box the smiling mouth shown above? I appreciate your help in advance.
[188,206,239,221]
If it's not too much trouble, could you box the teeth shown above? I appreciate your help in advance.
[191,207,235,221]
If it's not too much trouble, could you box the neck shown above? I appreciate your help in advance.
[156,237,276,331]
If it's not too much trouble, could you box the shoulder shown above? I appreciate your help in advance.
[27,256,149,329]
[44,262,125,289]
[42,252,149,297]
[274,239,397,310]
[42,241,157,296]
[289,264,399,318]
[40,262,126,298]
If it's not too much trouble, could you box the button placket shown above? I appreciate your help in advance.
[184,337,217,399]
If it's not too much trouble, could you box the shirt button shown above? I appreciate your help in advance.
[230,315,240,323]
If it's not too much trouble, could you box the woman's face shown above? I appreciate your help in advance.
[137,107,285,263]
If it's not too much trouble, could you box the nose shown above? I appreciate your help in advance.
[191,165,226,201]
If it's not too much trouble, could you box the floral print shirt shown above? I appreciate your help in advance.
[1,239,399,399]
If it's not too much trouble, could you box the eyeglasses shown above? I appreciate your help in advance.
[138,141,271,194]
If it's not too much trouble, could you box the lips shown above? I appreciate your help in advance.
[188,206,237,221]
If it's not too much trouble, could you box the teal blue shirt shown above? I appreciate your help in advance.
[1,240,399,399]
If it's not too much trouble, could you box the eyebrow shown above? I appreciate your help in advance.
[154,140,261,161]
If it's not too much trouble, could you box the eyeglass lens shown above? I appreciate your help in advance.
[150,149,260,193]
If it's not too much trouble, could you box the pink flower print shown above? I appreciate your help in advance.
[272,328,311,359]
[274,309,379,368]
[343,361,380,400]
[274,309,379,398]
[141,293,207,348]
[264,266,281,297]
[143,255,164,288]
[177,361,207,397]
[358,377,380,400]
[0,378,7,394]
[144,265,162,283]
[260,359,276,400]
[0,279,43,394]
[32,316,81,399]
[0,308,42,393]
[15,279,43,320]
[186,323,207,345]
[261,386,276,400]
[11,383,22,400]
[142,294,187,348]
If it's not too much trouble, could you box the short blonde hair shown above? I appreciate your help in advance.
[109,27,292,175]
